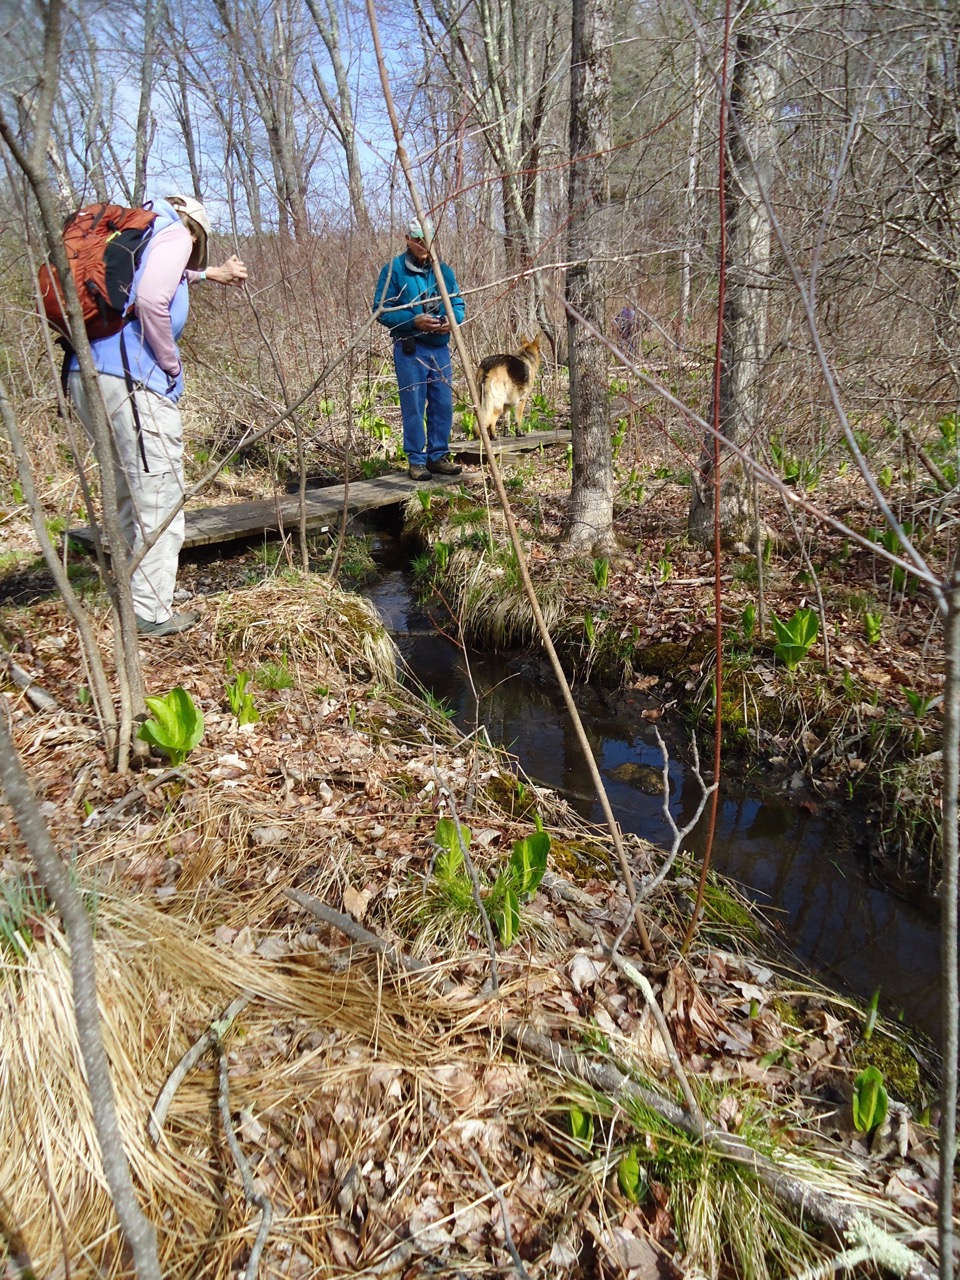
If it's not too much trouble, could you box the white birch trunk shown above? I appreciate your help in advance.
[689,1,783,549]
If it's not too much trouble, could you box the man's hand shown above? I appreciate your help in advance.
[206,255,248,286]
[414,314,448,332]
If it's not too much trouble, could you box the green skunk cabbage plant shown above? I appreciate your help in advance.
[772,607,819,671]
[433,817,468,883]
[852,1066,888,1135]
[494,827,550,945]
[617,1146,645,1202]
[431,816,550,947]
[568,1105,594,1149]
[138,687,204,765]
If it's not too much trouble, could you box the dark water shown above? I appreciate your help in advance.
[363,540,942,1045]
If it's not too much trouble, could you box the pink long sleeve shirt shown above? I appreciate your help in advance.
[134,220,201,378]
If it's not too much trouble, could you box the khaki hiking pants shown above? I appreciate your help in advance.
[68,371,185,624]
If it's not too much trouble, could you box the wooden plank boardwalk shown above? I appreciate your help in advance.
[68,427,571,553]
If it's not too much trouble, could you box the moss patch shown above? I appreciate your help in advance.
[550,838,614,882]
[772,997,804,1029]
[479,772,537,821]
[852,1033,924,1110]
[700,878,763,941]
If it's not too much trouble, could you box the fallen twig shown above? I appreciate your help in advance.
[88,769,186,830]
[283,885,456,993]
[216,1035,272,1280]
[468,1146,532,1280]
[508,1024,937,1280]
[0,647,60,713]
[148,992,253,1145]
[608,951,703,1134]
[901,420,952,494]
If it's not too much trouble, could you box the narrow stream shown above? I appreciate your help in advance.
[362,531,942,1045]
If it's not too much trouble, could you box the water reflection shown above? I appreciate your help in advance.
[366,565,941,1042]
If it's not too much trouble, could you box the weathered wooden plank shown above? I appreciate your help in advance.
[453,427,571,463]
[69,474,433,551]
[67,428,572,552]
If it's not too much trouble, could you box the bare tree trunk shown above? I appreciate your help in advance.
[211,0,311,238]
[689,0,783,548]
[564,0,615,556]
[174,49,203,197]
[304,0,372,232]
[938,578,960,1280]
[0,713,161,1280]
[78,15,110,203]
[924,5,960,380]
[133,0,164,205]
[680,41,705,334]
[423,0,565,340]
[193,59,265,236]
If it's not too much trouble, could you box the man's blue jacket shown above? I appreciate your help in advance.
[373,251,465,347]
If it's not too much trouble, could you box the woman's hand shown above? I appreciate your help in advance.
[206,255,248,286]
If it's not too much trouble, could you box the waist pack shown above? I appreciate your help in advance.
[38,202,157,343]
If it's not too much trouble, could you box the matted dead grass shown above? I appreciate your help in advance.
[209,574,397,689]
[0,892,527,1278]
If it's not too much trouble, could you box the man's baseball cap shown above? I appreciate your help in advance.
[406,216,434,240]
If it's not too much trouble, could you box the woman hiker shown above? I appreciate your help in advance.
[68,194,247,636]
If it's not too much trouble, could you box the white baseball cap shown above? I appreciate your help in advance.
[406,216,434,241]
[167,194,211,270]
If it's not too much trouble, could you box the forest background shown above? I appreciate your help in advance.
[1,0,960,1277]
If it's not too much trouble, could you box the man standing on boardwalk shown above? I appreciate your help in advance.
[373,218,465,481]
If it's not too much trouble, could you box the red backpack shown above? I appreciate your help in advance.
[38,202,158,344]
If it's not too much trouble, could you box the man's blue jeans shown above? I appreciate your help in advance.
[393,339,454,467]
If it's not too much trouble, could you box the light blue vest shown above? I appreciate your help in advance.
[70,198,189,403]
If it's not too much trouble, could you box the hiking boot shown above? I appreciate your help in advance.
[408,465,432,481]
[427,457,462,476]
[136,610,200,637]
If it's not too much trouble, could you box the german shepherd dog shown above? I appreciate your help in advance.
[476,334,542,438]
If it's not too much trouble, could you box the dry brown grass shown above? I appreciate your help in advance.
[0,894,480,1278]
[210,574,397,689]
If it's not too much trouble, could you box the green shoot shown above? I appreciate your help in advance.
[904,689,935,718]
[852,1067,888,1135]
[617,1146,645,1202]
[583,610,596,648]
[863,611,883,646]
[225,670,260,726]
[138,687,204,765]
[862,988,880,1041]
[569,1105,594,1149]
[741,602,756,642]
[771,607,819,671]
